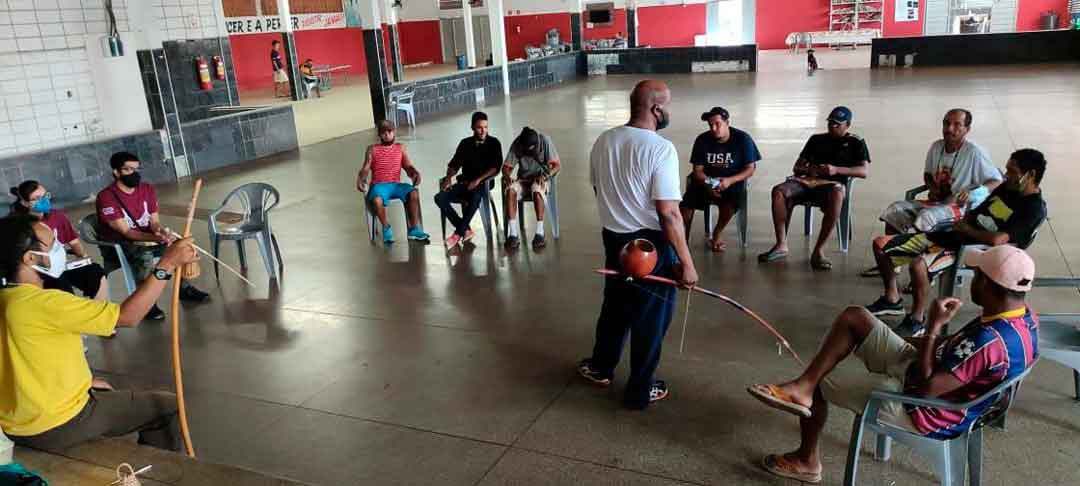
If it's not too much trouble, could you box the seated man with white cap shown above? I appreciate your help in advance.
[746,245,1039,484]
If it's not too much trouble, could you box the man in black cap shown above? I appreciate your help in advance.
[680,107,762,252]
[759,106,870,270]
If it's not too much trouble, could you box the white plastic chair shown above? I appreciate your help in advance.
[503,174,560,240]
[440,178,500,242]
[702,180,751,248]
[844,363,1036,486]
[365,197,423,242]
[800,178,855,252]
[388,87,416,127]
[208,183,284,282]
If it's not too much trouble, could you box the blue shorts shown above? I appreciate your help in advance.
[368,182,415,203]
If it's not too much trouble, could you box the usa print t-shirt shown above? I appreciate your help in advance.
[689,127,762,178]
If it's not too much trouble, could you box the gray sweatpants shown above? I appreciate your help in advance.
[9,390,180,452]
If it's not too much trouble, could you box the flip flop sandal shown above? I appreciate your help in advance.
[709,239,727,253]
[757,249,788,263]
[747,384,812,418]
[810,256,833,271]
[761,454,822,484]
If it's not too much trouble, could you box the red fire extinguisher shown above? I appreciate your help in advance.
[195,56,211,91]
[212,55,226,80]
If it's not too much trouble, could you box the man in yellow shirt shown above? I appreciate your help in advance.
[0,214,198,451]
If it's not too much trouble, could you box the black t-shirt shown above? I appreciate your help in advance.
[689,127,762,178]
[928,186,1047,249]
[797,133,871,182]
[271,50,283,71]
[449,135,503,182]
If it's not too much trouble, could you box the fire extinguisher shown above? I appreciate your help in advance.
[195,56,211,91]
[212,55,226,80]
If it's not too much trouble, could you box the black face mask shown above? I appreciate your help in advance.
[654,107,669,131]
[119,172,141,188]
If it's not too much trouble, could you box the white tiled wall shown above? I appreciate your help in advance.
[0,0,130,157]
[154,0,225,42]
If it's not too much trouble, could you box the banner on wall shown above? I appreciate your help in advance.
[895,0,919,22]
[225,12,347,35]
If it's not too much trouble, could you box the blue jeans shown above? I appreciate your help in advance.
[590,228,678,409]
[434,183,484,237]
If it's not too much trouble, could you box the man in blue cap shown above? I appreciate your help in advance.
[759,106,870,270]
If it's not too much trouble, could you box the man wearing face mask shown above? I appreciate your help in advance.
[759,106,870,271]
[502,126,561,250]
[357,120,430,245]
[0,214,199,452]
[866,148,1047,337]
[578,80,698,410]
[9,180,108,301]
[95,152,209,321]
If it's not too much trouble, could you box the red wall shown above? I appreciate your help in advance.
[398,20,443,64]
[883,0,927,37]
[584,8,627,40]
[1016,0,1070,31]
[503,12,571,60]
[636,3,707,47]
[229,29,368,91]
[755,0,829,50]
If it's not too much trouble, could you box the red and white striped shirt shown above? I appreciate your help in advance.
[371,143,404,184]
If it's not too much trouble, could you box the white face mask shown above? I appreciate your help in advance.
[30,239,66,279]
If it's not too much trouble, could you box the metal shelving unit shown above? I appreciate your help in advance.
[830,0,884,31]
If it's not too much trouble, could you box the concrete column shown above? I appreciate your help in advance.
[462,0,477,68]
[276,0,301,100]
[626,0,638,48]
[570,0,584,50]
[487,0,509,97]
[360,0,391,124]
[383,0,404,82]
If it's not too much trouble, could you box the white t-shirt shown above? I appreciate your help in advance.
[924,139,1001,197]
[589,125,681,233]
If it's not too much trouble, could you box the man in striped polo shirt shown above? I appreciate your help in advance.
[747,245,1038,483]
[356,120,430,244]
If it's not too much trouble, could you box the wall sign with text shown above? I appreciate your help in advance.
[895,0,919,22]
[225,12,347,35]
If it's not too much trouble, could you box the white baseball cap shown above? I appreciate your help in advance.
[962,246,1036,292]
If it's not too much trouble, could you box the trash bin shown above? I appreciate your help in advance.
[456,55,467,70]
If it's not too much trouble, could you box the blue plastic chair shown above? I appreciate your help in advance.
[208,183,284,281]
[843,363,1036,486]
[503,174,560,240]
[800,177,855,252]
[78,214,137,297]
[702,179,751,248]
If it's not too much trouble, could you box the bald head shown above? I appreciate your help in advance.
[628,80,672,131]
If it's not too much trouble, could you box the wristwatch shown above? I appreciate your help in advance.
[152,267,173,281]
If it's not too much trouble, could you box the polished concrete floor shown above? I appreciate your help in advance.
[71,59,1080,485]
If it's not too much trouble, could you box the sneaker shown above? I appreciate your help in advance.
[145,304,166,321]
[649,380,670,403]
[445,233,463,249]
[577,358,611,387]
[462,229,476,244]
[894,314,926,337]
[865,295,905,316]
[407,227,430,241]
[532,234,546,250]
[505,235,521,249]
[179,285,210,302]
[382,225,395,244]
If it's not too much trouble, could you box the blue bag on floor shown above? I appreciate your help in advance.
[0,463,48,485]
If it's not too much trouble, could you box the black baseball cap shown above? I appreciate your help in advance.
[700,106,730,122]
[827,106,852,124]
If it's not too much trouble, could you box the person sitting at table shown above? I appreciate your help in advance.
[9,180,109,302]
[300,59,321,99]
[95,152,209,321]
[0,214,200,452]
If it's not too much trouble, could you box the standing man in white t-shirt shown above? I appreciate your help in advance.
[878,109,1001,235]
[577,80,699,410]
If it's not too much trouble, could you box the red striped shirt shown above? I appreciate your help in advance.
[371,143,404,184]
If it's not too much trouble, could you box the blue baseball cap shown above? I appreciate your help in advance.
[827,106,852,124]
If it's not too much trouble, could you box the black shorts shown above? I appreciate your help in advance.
[680,179,746,211]
[44,263,107,298]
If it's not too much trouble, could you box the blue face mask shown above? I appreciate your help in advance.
[31,195,51,214]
